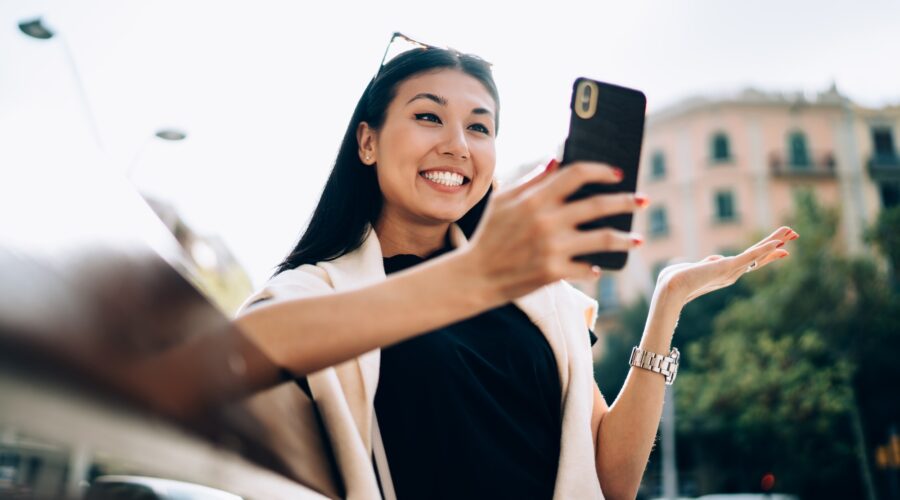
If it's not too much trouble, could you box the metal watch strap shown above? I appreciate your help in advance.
[629,346,680,385]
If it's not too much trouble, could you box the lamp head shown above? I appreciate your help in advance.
[18,18,54,40]
[155,129,187,141]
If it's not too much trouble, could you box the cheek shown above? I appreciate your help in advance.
[381,122,432,164]
[472,145,496,192]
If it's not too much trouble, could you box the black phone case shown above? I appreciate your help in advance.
[561,77,646,270]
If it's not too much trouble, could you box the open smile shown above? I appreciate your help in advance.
[418,170,471,192]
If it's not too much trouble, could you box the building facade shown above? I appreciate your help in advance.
[594,86,900,309]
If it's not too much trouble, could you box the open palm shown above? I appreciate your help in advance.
[656,226,798,306]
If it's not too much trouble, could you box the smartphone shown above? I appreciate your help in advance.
[561,77,647,270]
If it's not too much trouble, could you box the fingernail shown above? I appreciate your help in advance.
[634,192,650,208]
[776,241,785,249]
[545,159,559,173]
[611,167,624,181]
[630,234,644,246]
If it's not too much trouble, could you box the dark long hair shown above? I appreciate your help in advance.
[274,47,500,275]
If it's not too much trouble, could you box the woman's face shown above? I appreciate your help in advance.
[359,69,497,226]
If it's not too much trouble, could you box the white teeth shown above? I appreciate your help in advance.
[421,171,465,187]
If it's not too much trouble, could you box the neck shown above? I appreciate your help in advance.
[375,208,450,258]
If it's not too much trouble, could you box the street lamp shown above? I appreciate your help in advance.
[17,16,105,150]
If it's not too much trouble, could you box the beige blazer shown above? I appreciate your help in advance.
[237,224,604,499]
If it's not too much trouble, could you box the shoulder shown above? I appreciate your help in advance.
[234,264,335,318]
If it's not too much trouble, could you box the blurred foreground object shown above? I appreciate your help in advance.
[0,154,336,497]
[84,475,242,499]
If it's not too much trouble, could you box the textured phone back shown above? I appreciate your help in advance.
[562,78,646,269]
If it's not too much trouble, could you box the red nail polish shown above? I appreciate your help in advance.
[776,241,785,248]
[612,167,624,181]
[635,193,650,208]
[630,234,644,246]
[545,159,559,173]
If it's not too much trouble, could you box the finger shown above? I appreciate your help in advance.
[564,228,642,256]
[555,191,647,226]
[504,159,558,198]
[529,162,623,204]
[703,254,725,262]
[750,226,794,250]
[555,260,600,282]
[737,240,781,269]
[755,249,791,269]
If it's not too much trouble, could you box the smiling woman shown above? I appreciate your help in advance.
[357,70,497,255]
[271,45,500,274]
[232,33,795,500]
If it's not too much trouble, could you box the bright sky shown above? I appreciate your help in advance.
[3,0,899,288]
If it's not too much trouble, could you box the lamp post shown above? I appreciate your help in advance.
[661,388,678,499]
[18,17,105,151]
[127,128,188,180]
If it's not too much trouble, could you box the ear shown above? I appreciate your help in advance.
[356,122,377,166]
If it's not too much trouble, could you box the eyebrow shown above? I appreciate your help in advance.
[406,92,495,119]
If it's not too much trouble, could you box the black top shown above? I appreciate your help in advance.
[375,242,597,499]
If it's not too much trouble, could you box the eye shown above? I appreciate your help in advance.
[414,112,442,124]
[469,123,491,135]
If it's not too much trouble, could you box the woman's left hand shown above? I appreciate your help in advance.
[656,226,798,307]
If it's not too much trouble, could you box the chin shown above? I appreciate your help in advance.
[418,205,470,224]
[425,212,467,225]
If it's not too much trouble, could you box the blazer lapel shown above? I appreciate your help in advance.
[317,227,385,449]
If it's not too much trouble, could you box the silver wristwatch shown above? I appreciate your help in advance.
[629,346,680,385]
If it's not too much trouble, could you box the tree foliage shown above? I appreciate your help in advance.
[597,192,900,497]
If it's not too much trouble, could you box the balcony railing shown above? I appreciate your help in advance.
[769,150,836,178]
[868,154,900,182]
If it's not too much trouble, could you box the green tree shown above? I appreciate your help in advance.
[675,191,900,498]
[596,192,900,498]
[867,204,900,289]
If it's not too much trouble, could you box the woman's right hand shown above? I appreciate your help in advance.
[462,160,647,302]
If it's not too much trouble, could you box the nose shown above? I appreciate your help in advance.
[438,124,469,160]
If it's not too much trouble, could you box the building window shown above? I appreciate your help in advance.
[711,132,731,162]
[714,190,737,223]
[880,183,900,208]
[649,206,669,238]
[788,131,810,167]
[597,274,618,310]
[872,127,897,161]
[651,151,666,179]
